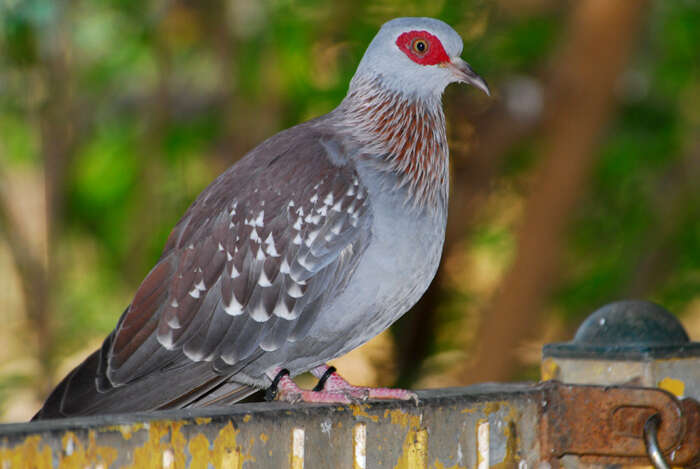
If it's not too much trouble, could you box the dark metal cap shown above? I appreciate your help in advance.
[543,300,700,360]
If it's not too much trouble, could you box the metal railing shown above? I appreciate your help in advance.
[0,383,541,468]
[1,300,698,468]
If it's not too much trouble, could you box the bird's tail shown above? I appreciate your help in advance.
[32,334,259,420]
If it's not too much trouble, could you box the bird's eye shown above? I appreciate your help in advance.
[412,38,429,55]
[396,30,448,65]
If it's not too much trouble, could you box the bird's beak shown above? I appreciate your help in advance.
[444,57,490,96]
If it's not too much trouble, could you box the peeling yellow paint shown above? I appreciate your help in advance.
[0,431,119,469]
[433,460,466,469]
[393,427,427,469]
[188,433,212,469]
[106,422,144,441]
[462,401,507,417]
[384,409,421,429]
[0,435,52,469]
[126,420,186,468]
[58,431,118,469]
[504,404,520,422]
[491,421,519,469]
[658,377,685,397]
[385,406,427,469]
[188,421,251,469]
[195,417,212,425]
[259,432,269,443]
[243,414,252,423]
[540,357,560,381]
[350,404,379,423]
[482,402,501,414]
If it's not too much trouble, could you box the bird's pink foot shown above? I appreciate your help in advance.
[266,369,353,404]
[264,367,419,405]
[311,365,419,404]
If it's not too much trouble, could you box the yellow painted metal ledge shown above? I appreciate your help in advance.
[0,383,540,469]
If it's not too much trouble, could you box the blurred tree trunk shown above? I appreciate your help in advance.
[461,0,649,384]
[32,10,77,396]
[0,7,78,399]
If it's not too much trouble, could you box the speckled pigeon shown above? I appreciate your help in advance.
[33,17,489,419]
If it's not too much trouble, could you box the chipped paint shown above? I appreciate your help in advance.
[189,421,251,469]
[320,419,332,438]
[462,401,511,416]
[387,406,427,469]
[350,404,380,423]
[162,448,175,468]
[658,376,685,397]
[482,402,502,415]
[353,423,366,469]
[0,435,52,468]
[106,422,144,441]
[126,420,186,468]
[491,420,520,469]
[0,386,544,467]
[291,427,305,469]
[540,358,559,381]
[188,433,213,469]
[0,430,118,469]
[433,461,466,469]
[477,419,489,469]
[393,427,427,469]
[59,431,118,468]
[384,408,422,427]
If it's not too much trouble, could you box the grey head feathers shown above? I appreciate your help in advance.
[351,17,465,97]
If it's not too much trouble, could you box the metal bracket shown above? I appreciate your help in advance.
[540,380,700,467]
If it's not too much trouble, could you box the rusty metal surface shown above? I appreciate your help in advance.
[670,398,700,467]
[0,383,541,469]
[540,381,700,467]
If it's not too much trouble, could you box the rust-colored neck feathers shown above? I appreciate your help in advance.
[339,76,449,212]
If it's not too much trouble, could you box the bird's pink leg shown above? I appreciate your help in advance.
[310,365,418,403]
[265,368,353,404]
[264,366,418,404]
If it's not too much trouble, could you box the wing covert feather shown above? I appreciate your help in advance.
[105,126,372,390]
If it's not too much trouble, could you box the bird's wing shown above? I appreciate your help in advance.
[105,124,372,391]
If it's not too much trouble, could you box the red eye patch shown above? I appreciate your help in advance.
[396,30,450,66]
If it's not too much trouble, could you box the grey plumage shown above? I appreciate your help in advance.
[33,16,489,419]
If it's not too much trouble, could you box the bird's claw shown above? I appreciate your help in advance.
[343,388,370,403]
[267,366,419,405]
[277,388,353,405]
[265,368,290,401]
[313,366,418,404]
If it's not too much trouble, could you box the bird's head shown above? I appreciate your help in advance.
[351,17,490,99]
